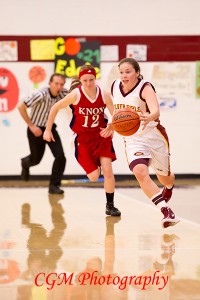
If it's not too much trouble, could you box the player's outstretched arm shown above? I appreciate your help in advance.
[43,90,77,142]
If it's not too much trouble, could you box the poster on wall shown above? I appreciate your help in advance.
[54,37,100,78]
[0,62,54,129]
[0,41,18,61]
[126,44,147,61]
[0,68,19,115]
[100,45,119,62]
[30,39,55,61]
[195,61,200,99]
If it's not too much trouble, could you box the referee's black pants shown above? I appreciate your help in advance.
[21,124,66,187]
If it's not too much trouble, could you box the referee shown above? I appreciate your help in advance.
[18,73,68,194]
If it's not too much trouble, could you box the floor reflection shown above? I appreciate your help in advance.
[67,216,127,299]
[130,234,179,299]
[0,187,200,300]
[17,194,67,300]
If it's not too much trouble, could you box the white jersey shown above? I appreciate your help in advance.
[111,78,159,136]
[111,79,171,176]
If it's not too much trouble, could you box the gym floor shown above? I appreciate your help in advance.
[0,179,200,299]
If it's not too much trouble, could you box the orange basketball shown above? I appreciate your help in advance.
[112,109,140,136]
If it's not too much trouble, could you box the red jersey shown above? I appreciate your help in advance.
[69,86,107,134]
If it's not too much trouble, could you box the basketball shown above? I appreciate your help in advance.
[112,109,140,136]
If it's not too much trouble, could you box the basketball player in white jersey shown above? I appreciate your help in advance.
[101,58,180,228]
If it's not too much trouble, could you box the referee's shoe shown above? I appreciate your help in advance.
[21,165,29,181]
[49,185,64,195]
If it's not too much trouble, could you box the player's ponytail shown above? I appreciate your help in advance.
[69,77,81,92]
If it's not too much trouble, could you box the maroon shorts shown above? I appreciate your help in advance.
[74,133,116,174]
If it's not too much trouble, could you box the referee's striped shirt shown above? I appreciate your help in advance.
[24,87,68,127]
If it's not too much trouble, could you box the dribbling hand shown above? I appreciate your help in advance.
[138,110,151,130]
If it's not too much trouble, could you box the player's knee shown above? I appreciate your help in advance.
[130,158,149,180]
[102,168,113,179]
[87,170,99,182]
[133,164,147,181]
[88,174,99,182]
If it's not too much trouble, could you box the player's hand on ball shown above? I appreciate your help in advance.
[138,110,150,130]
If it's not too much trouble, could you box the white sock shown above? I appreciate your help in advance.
[157,201,167,209]
[151,192,167,209]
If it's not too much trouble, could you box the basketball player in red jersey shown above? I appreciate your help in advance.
[101,58,180,228]
[43,65,121,217]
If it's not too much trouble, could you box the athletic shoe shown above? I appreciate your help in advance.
[161,207,180,228]
[21,164,29,181]
[106,204,121,217]
[49,185,64,195]
[162,186,174,203]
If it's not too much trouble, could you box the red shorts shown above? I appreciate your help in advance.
[74,133,116,174]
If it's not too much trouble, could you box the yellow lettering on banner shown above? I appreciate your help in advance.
[55,37,65,56]
[65,59,77,77]
[55,58,101,78]
[95,67,100,79]
[55,59,67,74]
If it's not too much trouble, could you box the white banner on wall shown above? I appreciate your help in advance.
[151,62,193,95]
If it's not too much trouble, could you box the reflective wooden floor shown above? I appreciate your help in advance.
[0,185,200,300]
